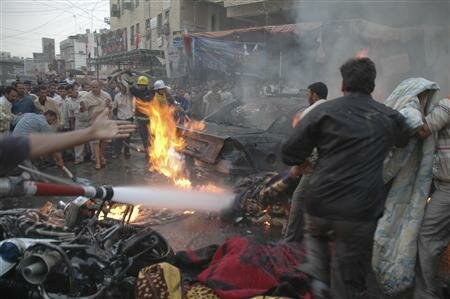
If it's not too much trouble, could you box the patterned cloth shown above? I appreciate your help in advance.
[136,262,221,299]
[193,237,310,299]
[137,238,311,299]
[0,96,14,133]
[373,78,440,294]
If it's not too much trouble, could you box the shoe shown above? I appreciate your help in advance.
[74,160,83,165]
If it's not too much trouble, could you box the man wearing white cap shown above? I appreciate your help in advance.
[153,80,169,106]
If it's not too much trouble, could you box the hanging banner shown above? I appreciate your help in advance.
[99,28,127,56]
[192,37,264,74]
[165,47,186,78]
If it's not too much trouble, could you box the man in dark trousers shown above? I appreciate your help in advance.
[128,76,154,164]
[282,57,408,298]
[284,81,328,243]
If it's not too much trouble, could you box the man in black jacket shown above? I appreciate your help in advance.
[129,76,154,162]
[282,58,408,298]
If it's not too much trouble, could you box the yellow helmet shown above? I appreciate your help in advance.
[137,76,150,86]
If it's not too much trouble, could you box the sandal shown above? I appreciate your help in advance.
[101,157,107,167]
[95,163,101,170]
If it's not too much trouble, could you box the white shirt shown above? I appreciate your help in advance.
[301,99,327,118]
[113,92,134,120]
[52,94,63,107]
[67,96,90,124]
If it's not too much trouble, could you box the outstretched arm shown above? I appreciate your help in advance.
[29,110,135,158]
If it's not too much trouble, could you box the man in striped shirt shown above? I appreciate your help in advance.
[415,96,450,299]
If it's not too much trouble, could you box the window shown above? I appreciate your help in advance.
[145,19,150,29]
[130,25,134,45]
[157,13,162,36]
[136,23,140,34]
[211,15,216,31]
[135,0,139,7]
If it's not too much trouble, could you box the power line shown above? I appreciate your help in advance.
[3,14,66,39]
[63,0,105,23]
[0,26,73,38]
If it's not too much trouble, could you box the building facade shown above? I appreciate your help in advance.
[108,0,298,58]
[60,31,100,73]
[0,52,24,85]
[109,0,232,51]
[60,38,88,71]
[42,38,56,63]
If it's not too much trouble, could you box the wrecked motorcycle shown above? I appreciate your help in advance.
[0,195,173,299]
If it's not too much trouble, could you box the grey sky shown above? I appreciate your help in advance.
[0,0,110,58]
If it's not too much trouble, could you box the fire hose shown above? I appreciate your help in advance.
[0,176,114,201]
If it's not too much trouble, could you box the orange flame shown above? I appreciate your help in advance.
[184,119,206,131]
[356,49,369,58]
[135,96,225,196]
[99,204,141,222]
[136,99,187,184]
[174,178,192,189]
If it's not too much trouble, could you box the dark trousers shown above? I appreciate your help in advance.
[298,213,377,299]
[414,181,450,299]
[136,117,150,159]
[114,117,133,155]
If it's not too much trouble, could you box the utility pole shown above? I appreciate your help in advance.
[73,15,77,34]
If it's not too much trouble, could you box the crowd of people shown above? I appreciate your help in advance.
[0,72,243,176]
[0,74,193,171]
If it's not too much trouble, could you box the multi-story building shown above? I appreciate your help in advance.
[0,52,24,85]
[60,31,99,72]
[60,37,88,71]
[109,0,234,52]
[42,38,56,63]
[109,0,296,51]
[107,0,295,76]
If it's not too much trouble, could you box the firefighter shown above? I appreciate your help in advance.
[129,75,154,162]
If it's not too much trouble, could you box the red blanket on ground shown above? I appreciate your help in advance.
[191,237,310,299]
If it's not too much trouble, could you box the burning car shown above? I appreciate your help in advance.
[179,95,309,181]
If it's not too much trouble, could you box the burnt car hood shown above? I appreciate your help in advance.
[180,123,264,164]
[200,122,264,137]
